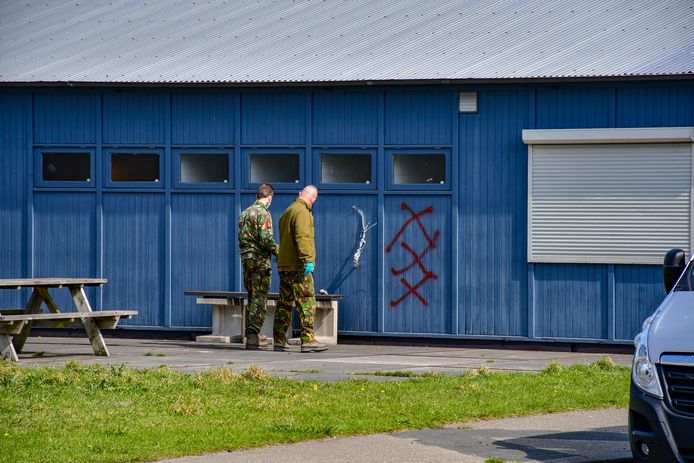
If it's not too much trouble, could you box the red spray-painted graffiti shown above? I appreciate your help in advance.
[386,202,440,308]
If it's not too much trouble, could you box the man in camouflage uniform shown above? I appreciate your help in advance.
[273,185,327,353]
[238,183,278,350]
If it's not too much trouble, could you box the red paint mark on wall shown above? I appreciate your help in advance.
[387,202,440,308]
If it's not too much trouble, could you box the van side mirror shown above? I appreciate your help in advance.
[663,248,686,294]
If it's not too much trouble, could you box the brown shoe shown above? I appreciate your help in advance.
[301,340,328,353]
[245,333,269,350]
[273,343,289,352]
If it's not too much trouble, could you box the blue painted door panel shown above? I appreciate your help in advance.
[170,193,234,328]
[383,195,451,334]
[34,192,97,309]
[313,194,378,333]
[102,193,165,326]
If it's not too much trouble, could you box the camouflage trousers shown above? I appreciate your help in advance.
[242,258,271,336]
[273,270,316,344]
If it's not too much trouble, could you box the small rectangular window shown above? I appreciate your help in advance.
[249,153,300,184]
[111,152,160,183]
[180,153,229,183]
[42,152,91,182]
[320,153,372,184]
[393,154,446,185]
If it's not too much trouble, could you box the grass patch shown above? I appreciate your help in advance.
[144,351,166,357]
[0,360,629,463]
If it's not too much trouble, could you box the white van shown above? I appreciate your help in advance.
[629,248,694,462]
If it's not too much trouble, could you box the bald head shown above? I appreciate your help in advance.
[299,185,318,207]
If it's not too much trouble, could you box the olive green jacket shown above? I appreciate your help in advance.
[277,198,315,270]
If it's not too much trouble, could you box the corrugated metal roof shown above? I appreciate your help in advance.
[0,0,692,84]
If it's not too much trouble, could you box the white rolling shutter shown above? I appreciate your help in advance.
[523,128,694,264]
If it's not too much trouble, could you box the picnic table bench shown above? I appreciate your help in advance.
[0,278,138,361]
[184,291,342,345]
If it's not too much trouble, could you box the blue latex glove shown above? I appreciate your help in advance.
[304,262,315,275]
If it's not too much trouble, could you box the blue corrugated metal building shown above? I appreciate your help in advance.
[1,0,693,344]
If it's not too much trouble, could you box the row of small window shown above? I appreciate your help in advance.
[37,148,449,189]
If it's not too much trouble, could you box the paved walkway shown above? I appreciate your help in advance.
[158,409,631,463]
[15,337,635,462]
[17,336,633,380]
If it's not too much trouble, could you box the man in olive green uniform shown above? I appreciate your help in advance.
[238,183,278,350]
[273,185,327,353]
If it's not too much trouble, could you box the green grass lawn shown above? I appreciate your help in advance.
[0,359,629,463]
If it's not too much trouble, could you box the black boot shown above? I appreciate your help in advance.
[246,333,269,350]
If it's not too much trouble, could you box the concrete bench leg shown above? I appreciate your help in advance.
[314,300,338,345]
[196,299,244,343]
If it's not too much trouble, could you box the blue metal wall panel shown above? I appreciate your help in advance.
[533,264,608,339]
[241,92,306,145]
[172,91,236,145]
[314,194,378,332]
[102,90,168,144]
[3,81,690,341]
[385,90,453,146]
[170,194,234,328]
[0,91,28,308]
[536,85,615,129]
[616,84,694,128]
[459,89,531,336]
[384,195,451,334]
[33,89,97,144]
[34,192,97,308]
[102,193,164,327]
[614,264,664,341]
[312,90,379,146]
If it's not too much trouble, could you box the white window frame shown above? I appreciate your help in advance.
[523,127,694,264]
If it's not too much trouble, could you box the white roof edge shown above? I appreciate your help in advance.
[522,127,694,144]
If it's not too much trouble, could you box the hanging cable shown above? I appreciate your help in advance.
[352,205,377,268]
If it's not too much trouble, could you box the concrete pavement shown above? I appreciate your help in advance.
[16,336,633,380]
[157,408,631,463]
[14,336,635,462]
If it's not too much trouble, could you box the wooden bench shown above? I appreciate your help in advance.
[184,291,342,345]
[0,278,138,361]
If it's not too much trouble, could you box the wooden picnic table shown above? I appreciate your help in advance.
[0,278,138,361]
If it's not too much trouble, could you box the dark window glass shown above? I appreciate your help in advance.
[111,153,160,182]
[250,154,300,184]
[180,154,229,183]
[42,152,91,182]
[321,154,371,184]
[393,154,446,184]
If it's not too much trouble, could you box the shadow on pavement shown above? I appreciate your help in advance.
[393,425,630,462]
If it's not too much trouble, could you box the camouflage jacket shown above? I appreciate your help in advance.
[238,200,278,262]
